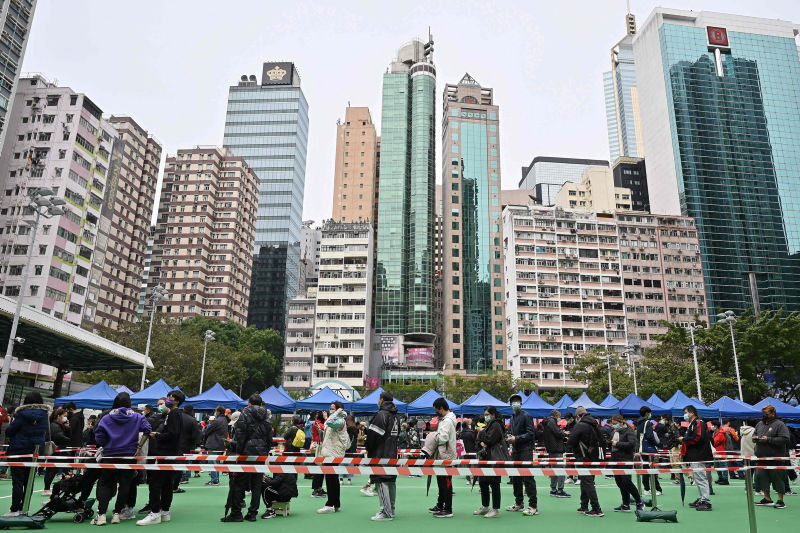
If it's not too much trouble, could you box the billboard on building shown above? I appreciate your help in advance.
[381,335,401,366]
[406,347,434,368]
[261,62,294,85]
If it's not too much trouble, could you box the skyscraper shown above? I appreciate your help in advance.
[0,0,37,154]
[223,64,309,334]
[441,74,505,374]
[519,156,608,206]
[374,38,436,368]
[332,106,378,223]
[633,8,800,317]
[603,11,643,161]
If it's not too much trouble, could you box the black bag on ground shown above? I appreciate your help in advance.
[635,509,678,522]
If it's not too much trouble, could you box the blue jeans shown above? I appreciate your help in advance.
[209,461,219,483]
[717,460,728,481]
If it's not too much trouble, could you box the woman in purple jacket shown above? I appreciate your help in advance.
[92,392,151,525]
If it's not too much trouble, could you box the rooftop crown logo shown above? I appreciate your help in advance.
[267,65,287,81]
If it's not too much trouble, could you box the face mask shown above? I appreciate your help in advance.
[61,416,67,423]
[485,415,492,422]
[683,413,690,422]
[330,409,336,415]
[762,415,770,422]
[157,404,167,414]
[512,402,522,411]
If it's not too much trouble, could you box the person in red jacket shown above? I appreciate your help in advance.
[710,420,729,485]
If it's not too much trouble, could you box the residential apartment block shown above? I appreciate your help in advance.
[554,166,632,213]
[0,0,37,152]
[148,147,258,326]
[282,289,315,393]
[332,106,379,223]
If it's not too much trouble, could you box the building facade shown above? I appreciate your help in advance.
[0,0,37,153]
[603,11,643,161]
[554,166,633,213]
[0,75,116,327]
[222,64,309,333]
[612,157,649,213]
[633,8,800,317]
[313,221,376,391]
[148,147,258,326]
[374,39,437,364]
[93,116,161,330]
[332,106,378,223]
[282,289,315,392]
[519,156,609,206]
[299,220,320,294]
[441,74,505,374]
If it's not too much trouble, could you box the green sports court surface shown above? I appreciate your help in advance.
[1,473,796,532]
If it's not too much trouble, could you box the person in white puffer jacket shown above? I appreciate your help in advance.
[429,397,457,518]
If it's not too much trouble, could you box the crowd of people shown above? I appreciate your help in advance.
[0,389,797,524]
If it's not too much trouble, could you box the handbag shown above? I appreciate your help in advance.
[42,417,56,456]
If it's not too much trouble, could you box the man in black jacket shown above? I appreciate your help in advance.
[366,391,399,521]
[566,406,604,517]
[175,404,202,489]
[540,409,569,497]
[679,405,712,511]
[202,405,228,486]
[506,394,538,515]
[65,402,84,449]
[222,394,272,522]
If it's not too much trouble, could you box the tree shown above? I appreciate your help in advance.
[568,349,635,399]
[442,371,538,404]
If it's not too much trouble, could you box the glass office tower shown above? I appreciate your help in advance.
[375,40,436,356]
[223,64,309,333]
[441,74,505,374]
[634,9,800,317]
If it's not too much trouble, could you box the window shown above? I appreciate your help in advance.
[70,95,78,106]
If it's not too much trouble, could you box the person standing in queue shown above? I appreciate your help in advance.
[539,409,569,498]
[428,398,456,518]
[566,406,604,517]
[679,405,713,512]
[3,392,48,517]
[474,406,507,518]
[317,401,349,514]
[366,391,399,521]
[506,394,538,516]
[609,414,643,513]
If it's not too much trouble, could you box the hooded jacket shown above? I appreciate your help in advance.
[739,425,756,457]
[754,417,790,458]
[611,424,637,461]
[233,404,272,455]
[69,410,85,448]
[538,415,566,454]
[366,401,398,460]
[566,414,603,462]
[319,410,349,458]
[202,415,228,451]
[49,419,71,448]
[94,407,151,457]
[476,418,508,461]
[508,409,536,455]
[435,411,457,460]
[6,404,49,455]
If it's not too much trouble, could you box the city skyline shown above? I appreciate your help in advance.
[20,1,799,224]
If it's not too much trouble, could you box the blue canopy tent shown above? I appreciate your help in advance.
[225,389,247,409]
[600,394,620,407]
[709,396,761,419]
[186,383,244,410]
[520,390,554,417]
[663,391,719,418]
[516,390,528,401]
[259,386,296,414]
[613,393,668,417]
[406,390,461,416]
[130,378,179,406]
[753,397,800,419]
[347,387,407,414]
[460,389,512,416]
[115,385,134,395]
[295,386,348,412]
[553,394,574,410]
[567,392,619,417]
[55,380,119,409]
[647,394,668,409]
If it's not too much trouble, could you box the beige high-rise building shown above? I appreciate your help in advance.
[93,116,162,330]
[147,147,258,326]
[332,107,378,223]
[554,166,632,213]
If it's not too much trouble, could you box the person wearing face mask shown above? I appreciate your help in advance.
[538,409,569,498]
[679,405,712,511]
[609,414,643,512]
[474,406,506,518]
[317,401,348,514]
[42,407,72,497]
[565,406,604,517]
[428,397,457,518]
[505,393,538,516]
[753,405,790,509]
[365,391,399,521]
[635,406,662,496]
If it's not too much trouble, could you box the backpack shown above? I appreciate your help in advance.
[724,428,739,451]
[291,427,306,448]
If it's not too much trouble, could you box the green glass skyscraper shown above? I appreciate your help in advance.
[634,9,800,318]
[375,39,437,364]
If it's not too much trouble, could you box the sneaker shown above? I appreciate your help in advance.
[575,479,581,485]
[119,508,136,521]
[549,490,558,497]
[585,509,604,517]
[2,512,21,517]
[136,512,162,526]
[505,504,524,512]
[111,513,121,524]
[774,501,786,509]
[576,507,588,513]
[636,503,645,512]
[41,490,52,497]
[522,507,538,516]
[756,498,774,506]
[311,490,327,498]
[715,480,729,485]
[786,491,798,496]
[695,501,712,512]
[371,512,393,521]
[360,487,376,497]
[244,512,257,522]
[614,505,631,513]
[689,499,699,508]
[205,481,219,486]
[566,478,576,484]
[429,505,442,514]
[220,513,243,523]
[556,490,572,498]
[137,506,151,515]
[485,509,500,518]
[160,511,170,523]
[347,479,352,485]
[643,489,651,496]
[318,506,337,514]
[473,507,490,516]
[91,514,107,526]
[179,480,189,485]
[172,488,185,494]
[433,510,453,518]
[261,509,276,519]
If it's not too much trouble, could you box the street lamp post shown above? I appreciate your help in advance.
[140,285,168,391]
[625,344,639,396]
[199,329,216,394]
[603,352,613,396]
[686,322,704,401]
[717,311,743,401]
[0,188,65,402]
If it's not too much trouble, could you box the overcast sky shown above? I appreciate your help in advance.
[21,0,800,222]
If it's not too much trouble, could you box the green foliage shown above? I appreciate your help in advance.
[79,315,284,398]
[442,370,537,404]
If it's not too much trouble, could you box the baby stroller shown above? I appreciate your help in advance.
[32,472,96,523]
